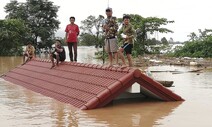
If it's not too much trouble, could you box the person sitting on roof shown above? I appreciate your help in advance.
[22,41,35,65]
[50,40,66,69]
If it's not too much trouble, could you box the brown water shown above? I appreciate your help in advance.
[0,47,212,127]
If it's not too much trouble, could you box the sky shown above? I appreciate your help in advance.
[1,0,212,42]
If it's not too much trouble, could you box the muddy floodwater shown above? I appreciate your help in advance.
[0,46,212,127]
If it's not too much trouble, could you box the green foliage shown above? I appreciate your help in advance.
[80,15,97,34]
[80,15,105,46]
[172,29,212,58]
[173,36,212,58]
[79,33,96,46]
[0,19,29,56]
[161,37,168,45]
[4,0,60,46]
[187,29,212,41]
[79,33,105,47]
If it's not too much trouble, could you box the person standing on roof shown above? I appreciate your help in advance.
[102,7,119,67]
[65,16,80,62]
[118,15,135,68]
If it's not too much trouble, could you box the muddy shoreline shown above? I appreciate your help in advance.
[134,54,212,68]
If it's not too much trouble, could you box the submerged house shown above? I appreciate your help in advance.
[1,58,184,110]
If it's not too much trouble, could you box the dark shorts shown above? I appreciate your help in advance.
[52,53,65,62]
[121,43,133,54]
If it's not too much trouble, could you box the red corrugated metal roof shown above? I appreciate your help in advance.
[1,58,184,109]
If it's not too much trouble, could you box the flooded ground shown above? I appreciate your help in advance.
[0,46,212,127]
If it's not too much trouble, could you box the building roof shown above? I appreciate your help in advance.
[1,58,184,109]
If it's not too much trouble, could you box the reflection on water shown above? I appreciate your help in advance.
[83,100,182,127]
[0,79,182,127]
[0,46,212,127]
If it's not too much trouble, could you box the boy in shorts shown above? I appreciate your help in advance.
[118,15,135,68]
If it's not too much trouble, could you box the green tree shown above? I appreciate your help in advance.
[187,29,212,41]
[80,15,105,47]
[0,19,29,56]
[173,29,212,58]
[4,0,60,47]
[161,37,168,45]
[79,33,97,46]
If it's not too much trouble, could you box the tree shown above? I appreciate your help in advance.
[79,33,96,46]
[161,37,168,45]
[0,19,29,56]
[4,0,60,47]
[187,29,212,41]
[80,15,96,35]
[168,37,174,43]
[173,38,212,58]
[173,29,212,58]
[80,15,105,47]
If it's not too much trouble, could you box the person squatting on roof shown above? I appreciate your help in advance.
[22,41,35,65]
[102,7,119,67]
[65,16,80,62]
[118,15,135,68]
[50,40,66,69]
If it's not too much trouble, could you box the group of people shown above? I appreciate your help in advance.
[23,7,135,69]
[23,16,79,68]
[50,16,79,68]
[103,7,135,68]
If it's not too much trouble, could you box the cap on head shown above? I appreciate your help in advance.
[106,7,112,12]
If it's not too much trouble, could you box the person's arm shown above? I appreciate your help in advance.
[25,46,30,56]
[65,33,68,42]
[126,25,135,39]
[76,25,80,36]
[65,25,68,42]
[103,25,109,33]
[55,46,63,52]
[32,46,35,58]
[113,17,119,32]
[108,17,118,34]
[25,46,28,53]
[103,19,112,33]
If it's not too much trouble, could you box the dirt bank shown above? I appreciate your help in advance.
[134,54,212,68]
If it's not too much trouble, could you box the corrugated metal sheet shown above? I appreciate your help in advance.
[1,58,184,109]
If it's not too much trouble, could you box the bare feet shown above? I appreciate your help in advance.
[121,65,128,69]
[50,65,55,69]
[106,64,113,68]
[21,62,26,65]
[113,64,119,67]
